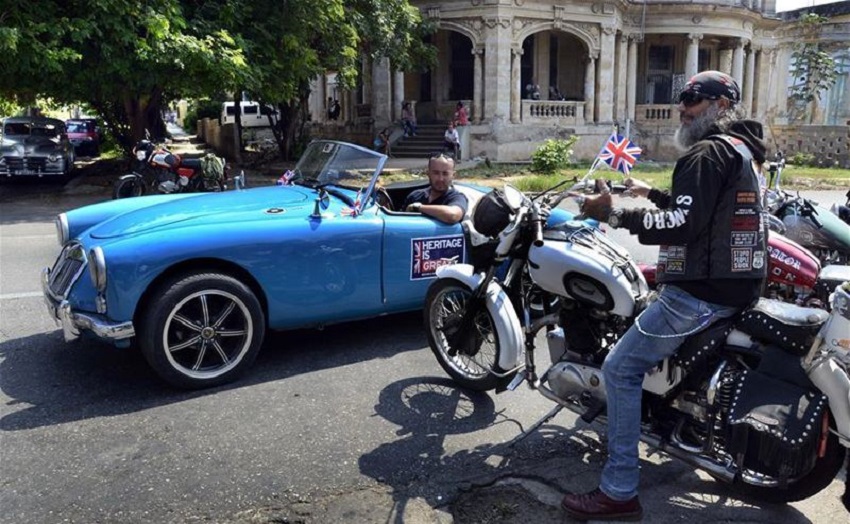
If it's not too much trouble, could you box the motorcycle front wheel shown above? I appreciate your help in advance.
[424,278,510,392]
[112,174,146,199]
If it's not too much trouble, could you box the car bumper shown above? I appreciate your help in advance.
[41,268,135,342]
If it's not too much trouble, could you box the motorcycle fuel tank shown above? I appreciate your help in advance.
[528,224,647,318]
[767,232,820,290]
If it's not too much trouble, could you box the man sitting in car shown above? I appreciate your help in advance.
[403,154,468,224]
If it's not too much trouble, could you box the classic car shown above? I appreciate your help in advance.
[43,140,576,389]
[66,118,101,157]
[1,116,76,178]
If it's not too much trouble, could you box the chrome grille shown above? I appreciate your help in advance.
[47,242,87,299]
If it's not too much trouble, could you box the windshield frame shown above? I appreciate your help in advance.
[292,140,387,213]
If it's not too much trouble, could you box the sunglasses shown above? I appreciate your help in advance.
[677,91,723,107]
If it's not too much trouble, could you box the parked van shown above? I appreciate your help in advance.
[221,101,278,128]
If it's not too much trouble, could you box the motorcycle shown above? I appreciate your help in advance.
[112,136,228,199]
[639,230,850,309]
[763,154,850,265]
[424,179,850,503]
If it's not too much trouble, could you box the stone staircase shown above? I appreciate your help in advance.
[390,124,447,159]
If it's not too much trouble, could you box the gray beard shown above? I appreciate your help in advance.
[675,103,722,150]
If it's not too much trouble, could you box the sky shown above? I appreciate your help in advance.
[776,0,845,11]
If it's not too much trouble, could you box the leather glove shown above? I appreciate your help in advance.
[538,203,552,221]
[406,202,423,213]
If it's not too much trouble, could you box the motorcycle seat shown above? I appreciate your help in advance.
[735,298,828,356]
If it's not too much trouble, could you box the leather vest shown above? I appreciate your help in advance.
[657,134,768,283]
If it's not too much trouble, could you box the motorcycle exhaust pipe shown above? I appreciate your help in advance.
[639,433,736,483]
[537,385,737,483]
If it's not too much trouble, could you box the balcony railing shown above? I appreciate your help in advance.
[522,100,585,125]
[637,104,676,123]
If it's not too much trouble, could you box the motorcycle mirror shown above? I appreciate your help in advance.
[234,170,247,190]
[503,185,524,210]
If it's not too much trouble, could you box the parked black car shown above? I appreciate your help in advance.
[0,116,75,178]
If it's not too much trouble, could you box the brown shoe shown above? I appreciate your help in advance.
[561,488,643,521]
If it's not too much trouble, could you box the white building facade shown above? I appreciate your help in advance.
[309,1,850,165]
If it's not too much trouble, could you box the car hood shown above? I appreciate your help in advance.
[89,186,317,240]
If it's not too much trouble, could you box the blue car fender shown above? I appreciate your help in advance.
[433,264,524,371]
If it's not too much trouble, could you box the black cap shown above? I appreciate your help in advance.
[679,70,740,105]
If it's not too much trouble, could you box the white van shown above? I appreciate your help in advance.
[221,101,279,128]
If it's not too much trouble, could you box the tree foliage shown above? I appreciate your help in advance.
[788,13,839,123]
[0,0,435,159]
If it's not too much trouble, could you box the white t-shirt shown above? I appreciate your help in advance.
[444,128,459,144]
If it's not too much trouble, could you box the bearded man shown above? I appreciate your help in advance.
[560,71,768,521]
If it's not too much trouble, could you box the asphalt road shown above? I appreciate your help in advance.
[1,176,848,523]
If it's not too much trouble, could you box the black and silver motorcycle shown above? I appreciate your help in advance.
[425,180,850,504]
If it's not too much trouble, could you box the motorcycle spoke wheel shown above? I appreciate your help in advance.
[425,279,504,392]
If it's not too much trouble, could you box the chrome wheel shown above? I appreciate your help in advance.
[163,289,254,380]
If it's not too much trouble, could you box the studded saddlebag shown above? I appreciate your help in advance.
[736,298,828,356]
[726,369,828,479]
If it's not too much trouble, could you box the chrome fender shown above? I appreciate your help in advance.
[434,264,524,370]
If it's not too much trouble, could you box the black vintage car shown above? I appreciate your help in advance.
[0,116,76,178]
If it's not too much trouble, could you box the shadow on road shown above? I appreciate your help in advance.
[359,376,816,523]
[0,311,426,431]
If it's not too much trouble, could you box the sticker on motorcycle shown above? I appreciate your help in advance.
[411,235,465,280]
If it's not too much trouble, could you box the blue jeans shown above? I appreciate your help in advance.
[599,285,739,501]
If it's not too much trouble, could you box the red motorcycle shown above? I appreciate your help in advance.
[112,138,228,199]
[640,231,850,309]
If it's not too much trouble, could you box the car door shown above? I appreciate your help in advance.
[381,211,467,311]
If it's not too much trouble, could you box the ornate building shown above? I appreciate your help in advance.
[309,1,850,165]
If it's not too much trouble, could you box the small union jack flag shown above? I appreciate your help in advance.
[341,189,363,217]
[598,134,642,175]
[276,170,296,186]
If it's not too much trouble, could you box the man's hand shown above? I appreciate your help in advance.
[406,202,423,213]
[580,193,613,222]
[623,177,652,198]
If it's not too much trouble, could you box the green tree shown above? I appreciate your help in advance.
[788,13,839,124]
[0,1,246,149]
[192,0,435,159]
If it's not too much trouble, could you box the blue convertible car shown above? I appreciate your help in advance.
[42,140,576,389]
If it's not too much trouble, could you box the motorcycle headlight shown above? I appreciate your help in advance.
[88,246,107,292]
[136,150,147,161]
[55,213,69,246]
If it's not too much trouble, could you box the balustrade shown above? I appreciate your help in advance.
[521,100,585,125]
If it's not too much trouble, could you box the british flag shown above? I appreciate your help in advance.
[276,169,296,186]
[598,134,642,175]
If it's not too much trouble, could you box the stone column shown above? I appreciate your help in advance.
[371,56,392,127]
[685,33,702,80]
[393,70,405,121]
[773,45,790,122]
[627,37,638,122]
[719,48,733,75]
[584,54,597,124]
[536,33,550,99]
[597,25,616,123]
[743,46,756,116]
[615,33,628,121]
[362,57,372,107]
[483,18,512,123]
[473,47,484,123]
[755,47,773,121]
[311,77,325,123]
[732,40,745,87]
[510,46,522,124]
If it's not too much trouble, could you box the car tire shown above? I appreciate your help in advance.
[139,272,265,389]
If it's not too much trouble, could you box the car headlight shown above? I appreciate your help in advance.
[55,213,69,246]
[88,246,107,292]
[48,153,60,162]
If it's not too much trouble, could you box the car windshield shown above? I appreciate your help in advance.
[2,122,61,139]
[291,141,384,191]
[67,121,94,133]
